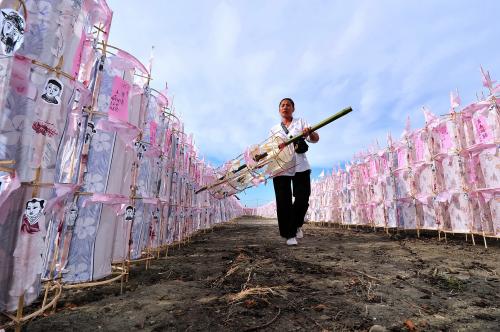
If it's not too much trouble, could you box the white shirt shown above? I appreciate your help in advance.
[270,117,314,176]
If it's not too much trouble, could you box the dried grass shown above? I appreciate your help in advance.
[227,286,289,303]
[212,252,249,287]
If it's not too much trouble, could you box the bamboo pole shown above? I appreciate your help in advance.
[62,272,126,289]
[196,107,353,194]
[14,294,24,332]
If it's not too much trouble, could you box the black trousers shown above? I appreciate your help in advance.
[272,170,311,239]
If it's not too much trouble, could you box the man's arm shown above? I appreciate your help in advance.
[301,119,319,143]
[303,127,319,143]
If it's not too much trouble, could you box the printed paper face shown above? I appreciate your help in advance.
[21,198,46,234]
[134,141,147,160]
[65,205,79,228]
[41,77,64,105]
[0,9,25,56]
[25,198,45,225]
[84,121,96,144]
[125,205,135,221]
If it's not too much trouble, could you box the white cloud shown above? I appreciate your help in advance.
[210,2,241,60]
[106,0,500,205]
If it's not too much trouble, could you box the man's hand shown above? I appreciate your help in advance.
[303,127,319,142]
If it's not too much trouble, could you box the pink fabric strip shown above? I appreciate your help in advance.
[96,119,140,145]
[82,193,130,207]
[10,56,37,100]
[144,146,162,158]
[66,112,81,138]
[45,184,80,213]
[461,100,491,116]
[462,142,497,156]
[450,90,461,109]
[71,31,87,78]
[470,188,500,202]
[115,50,149,75]
[415,193,432,204]
[142,198,159,205]
[480,66,496,89]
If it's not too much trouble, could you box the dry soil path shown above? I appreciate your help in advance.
[23,217,500,331]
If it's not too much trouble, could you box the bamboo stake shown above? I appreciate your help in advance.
[13,0,27,17]
[120,260,125,294]
[41,237,59,309]
[14,294,24,332]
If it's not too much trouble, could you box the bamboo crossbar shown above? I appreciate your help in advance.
[0,282,62,330]
[30,59,75,81]
[62,271,126,289]
[13,0,27,18]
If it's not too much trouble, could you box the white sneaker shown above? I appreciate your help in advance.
[296,227,303,239]
[286,237,298,246]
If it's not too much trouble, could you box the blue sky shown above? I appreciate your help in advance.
[107,0,499,207]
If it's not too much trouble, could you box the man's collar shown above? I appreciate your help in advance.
[281,117,293,125]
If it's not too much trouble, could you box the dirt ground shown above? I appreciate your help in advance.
[17,217,500,331]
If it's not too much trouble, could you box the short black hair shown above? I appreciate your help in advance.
[279,97,295,108]
[26,198,45,209]
[2,10,25,33]
[46,79,62,90]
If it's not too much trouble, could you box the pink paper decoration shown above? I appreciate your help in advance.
[10,56,36,99]
[414,135,424,162]
[437,125,452,151]
[473,115,492,143]
[397,148,407,168]
[108,76,131,122]
[72,31,87,78]
[450,90,461,109]
[150,121,158,145]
